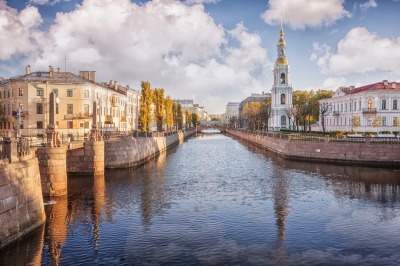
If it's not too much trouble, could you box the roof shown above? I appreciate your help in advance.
[0,71,89,85]
[343,80,400,95]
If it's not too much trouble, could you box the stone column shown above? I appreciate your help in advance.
[38,92,67,197]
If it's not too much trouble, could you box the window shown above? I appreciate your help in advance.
[340,104,343,112]
[67,121,73,129]
[84,90,89,98]
[281,115,286,127]
[37,88,43,96]
[359,101,361,110]
[67,89,73,97]
[393,99,398,110]
[280,73,286,84]
[84,104,89,117]
[349,102,351,111]
[382,117,386,126]
[381,99,387,110]
[37,121,43,129]
[67,104,73,114]
[281,94,286,105]
[7,90,10,98]
[18,88,23,96]
[36,103,43,114]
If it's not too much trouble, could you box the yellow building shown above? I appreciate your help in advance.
[0,65,140,139]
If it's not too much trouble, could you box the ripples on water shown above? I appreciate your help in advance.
[1,134,400,265]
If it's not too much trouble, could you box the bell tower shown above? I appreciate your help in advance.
[270,16,293,130]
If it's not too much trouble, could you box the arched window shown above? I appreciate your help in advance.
[281,93,286,105]
[281,115,286,127]
[368,99,373,109]
[381,99,387,110]
[280,73,286,84]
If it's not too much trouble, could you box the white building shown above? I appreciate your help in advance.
[270,21,293,131]
[319,80,400,133]
[222,102,240,125]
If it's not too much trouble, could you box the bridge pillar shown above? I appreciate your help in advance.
[36,147,67,197]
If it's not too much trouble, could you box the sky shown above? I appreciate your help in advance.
[0,0,400,114]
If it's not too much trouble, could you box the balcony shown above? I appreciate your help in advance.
[64,113,93,120]
[332,111,340,116]
[362,108,377,114]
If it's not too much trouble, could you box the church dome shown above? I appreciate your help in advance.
[275,57,288,66]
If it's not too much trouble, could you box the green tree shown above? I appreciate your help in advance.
[177,104,183,129]
[165,97,174,131]
[192,112,199,127]
[139,81,153,132]
[260,99,272,131]
[153,88,165,132]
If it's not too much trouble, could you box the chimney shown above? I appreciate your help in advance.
[383,80,388,86]
[393,82,397,89]
[89,71,96,83]
[109,80,113,87]
[114,81,118,89]
[49,65,54,77]
[25,65,30,75]
[57,67,60,73]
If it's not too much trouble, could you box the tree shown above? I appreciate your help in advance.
[152,88,165,132]
[165,97,174,131]
[285,107,297,131]
[372,115,382,133]
[242,102,262,130]
[173,103,183,129]
[351,116,361,133]
[139,81,153,132]
[185,110,192,128]
[319,102,332,133]
[260,99,272,131]
[191,112,199,127]
[394,117,400,127]
[229,116,238,128]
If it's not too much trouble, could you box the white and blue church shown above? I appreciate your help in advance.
[270,22,293,130]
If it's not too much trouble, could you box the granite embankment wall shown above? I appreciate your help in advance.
[226,129,400,167]
[0,153,46,249]
[105,129,194,169]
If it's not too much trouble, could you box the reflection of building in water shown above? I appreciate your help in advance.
[45,196,69,266]
[0,224,45,266]
[271,167,290,262]
[140,152,168,229]
[92,174,106,251]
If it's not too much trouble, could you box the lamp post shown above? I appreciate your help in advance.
[46,92,60,147]
[16,103,23,138]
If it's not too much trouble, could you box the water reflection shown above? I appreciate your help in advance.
[44,196,68,266]
[0,224,44,266]
[1,134,399,265]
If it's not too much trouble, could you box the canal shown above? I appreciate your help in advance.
[1,133,400,265]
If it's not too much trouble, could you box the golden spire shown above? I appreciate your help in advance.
[278,12,286,45]
[276,12,288,66]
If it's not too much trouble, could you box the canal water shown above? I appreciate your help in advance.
[1,134,400,265]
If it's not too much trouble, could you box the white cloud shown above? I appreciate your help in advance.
[1,0,270,113]
[0,2,42,60]
[262,0,351,30]
[184,0,220,4]
[321,77,347,89]
[311,27,400,76]
[360,0,378,10]
[29,0,71,6]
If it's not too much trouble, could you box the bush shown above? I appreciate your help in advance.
[329,130,345,138]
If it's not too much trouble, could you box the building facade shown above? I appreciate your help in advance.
[0,65,140,138]
[319,80,400,133]
[239,92,271,128]
[270,22,293,130]
[221,102,240,125]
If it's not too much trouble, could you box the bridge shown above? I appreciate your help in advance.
[197,126,226,134]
